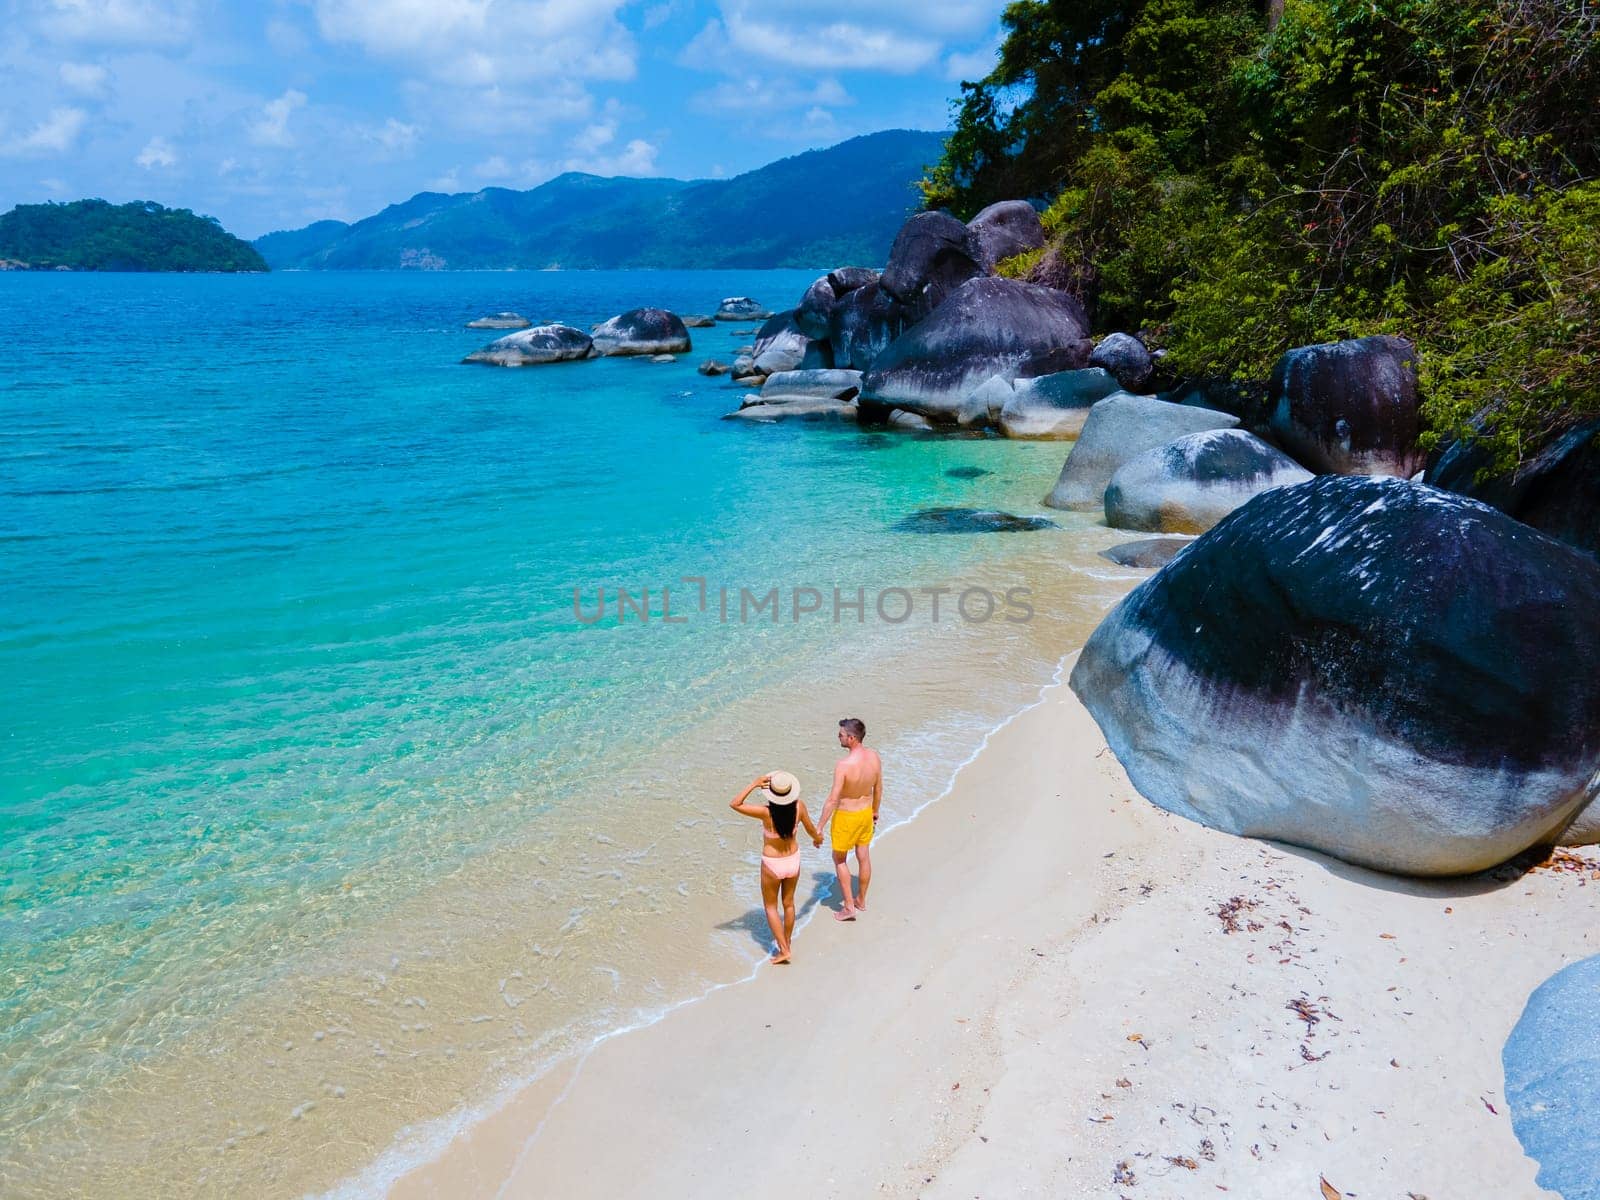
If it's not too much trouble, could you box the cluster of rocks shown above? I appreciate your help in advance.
[463,306,692,366]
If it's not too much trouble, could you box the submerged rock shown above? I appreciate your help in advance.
[861,277,1092,426]
[1046,393,1239,511]
[1089,332,1154,392]
[966,200,1046,272]
[1071,475,1600,876]
[945,466,994,480]
[892,507,1057,534]
[1099,537,1194,569]
[1504,954,1600,1200]
[591,307,691,356]
[715,296,773,321]
[828,281,910,372]
[1428,417,1600,562]
[879,211,984,321]
[1104,429,1315,534]
[463,324,596,366]
[466,312,532,330]
[1268,335,1424,476]
[681,314,715,328]
[998,369,1124,439]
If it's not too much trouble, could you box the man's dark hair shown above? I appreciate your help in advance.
[839,717,866,742]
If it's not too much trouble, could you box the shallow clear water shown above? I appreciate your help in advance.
[0,271,1138,1196]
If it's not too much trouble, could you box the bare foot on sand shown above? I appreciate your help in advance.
[834,907,857,922]
[855,899,867,912]
[770,950,791,964]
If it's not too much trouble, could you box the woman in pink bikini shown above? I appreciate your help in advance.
[729,771,821,965]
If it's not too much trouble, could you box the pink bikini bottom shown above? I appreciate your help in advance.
[761,850,801,880]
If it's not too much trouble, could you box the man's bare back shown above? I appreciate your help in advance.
[822,717,880,920]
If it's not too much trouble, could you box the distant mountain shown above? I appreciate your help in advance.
[254,130,948,270]
[0,199,267,272]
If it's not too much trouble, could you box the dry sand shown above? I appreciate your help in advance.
[387,663,1596,1199]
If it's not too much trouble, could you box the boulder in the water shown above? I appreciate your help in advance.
[945,466,994,480]
[698,359,730,376]
[1268,335,1424,476]
[463,324,596,366]
[726,393,858,423]
[1504,954,1600,1200]
[1046,393,1239,510]
[591,307,691,356]
[1100,537,1194,569]
[861,277,1092,426]
[752,311,832,376]
[887,409,935,432]
[893,507,1057,534]
[715,296,773,321]
[1104,429,1316,533]
[1071,474,1600,876]
[965,200,1046,272]
[879,211,984,321]
[998,369,1124,439]
[759,369,862,401]
[466,312,532,330]
[1089,332,1154,392]
[794,267,880,340]
[1428,417,1600,562]
[827,280,910,373]
[681,314,715,328]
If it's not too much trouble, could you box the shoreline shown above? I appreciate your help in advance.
[382,663,1591,1199]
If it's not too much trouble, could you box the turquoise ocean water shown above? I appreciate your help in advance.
[0,271,1128,1195]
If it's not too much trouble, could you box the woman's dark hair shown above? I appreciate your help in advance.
[768,800,798,838]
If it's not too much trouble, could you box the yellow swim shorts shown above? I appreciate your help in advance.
[831,807,874,852]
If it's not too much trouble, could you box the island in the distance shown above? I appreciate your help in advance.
[0,199,267,273]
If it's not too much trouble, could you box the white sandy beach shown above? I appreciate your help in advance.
[389,663,1594,1199]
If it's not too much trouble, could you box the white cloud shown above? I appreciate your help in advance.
[474,154,511,179]
[944,41,998,82]
[249,89,307,148]
[135,134,176,167]
[370,117,419,152]
[33,0,195,47]
[1,106,88,156]
[218,155,238,175]
[58,61,110,95]
[694,1,1001,74]
[691,76,853,118]
[428,167,462,192]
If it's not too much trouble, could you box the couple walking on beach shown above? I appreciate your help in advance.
[727,717,882,964]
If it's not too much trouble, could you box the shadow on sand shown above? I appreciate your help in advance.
[714,869,848,952]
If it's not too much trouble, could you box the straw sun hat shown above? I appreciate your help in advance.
[765,770,801,803]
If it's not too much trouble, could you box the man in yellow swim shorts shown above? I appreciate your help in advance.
[819,717,882,922]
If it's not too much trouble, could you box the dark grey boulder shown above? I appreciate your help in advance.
[828,281,909,373]
[887,409,935,432]
[1428,417,1600,562]
[751,311,832,376]
[466,312,531,330]
[698,359,730,376]
[861,277,1092,426]
[893,507,1057,534]
[998,369,1125,439]
[715,296,772,321]
[945,466,993,480]
[759,369,862,401]
[1268,335,1424,475]
[1099,537,1194,569]
[725,396,857,423]
[965,200,1045,272]
[879,211,984,321]
[1046,394,1239,510]
[1504,955,1600,1200]
[794,268,880,340]
[682,314,715,328]
[1071,474,1600,876]
[590,307,691,356]
[1105,429,1315,533]
[1089,332,1154,392]
[463,324,596,366]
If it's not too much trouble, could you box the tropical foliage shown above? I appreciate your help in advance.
[0,199,267,273]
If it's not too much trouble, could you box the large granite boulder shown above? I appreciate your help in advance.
[1268,335,1424,476]
[795,268,879,340]
[1089,332,1154,392]
[463,324,595,366]
[879,211,984,322]
[725,395,857,423]
[590,307,691,356]
[1428,417,1600,561]
[966,200,1045,272]
[1070,475,1600,876]
[958,375,1015,429]
[1100,537,1194,569]
[861,277,1092,426]
[681,314,715,328]
[1104,429,1315,533]
[751,311,831,376]
[828,281,909,372]
[715,296,772,321]
[1046,394,1239,510]
[997,369,1124,439]
[759,369,862,401]
[466,312,531,330]
[1504,955,1600,1200]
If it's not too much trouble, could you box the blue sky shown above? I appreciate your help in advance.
[0,0,1008,238]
